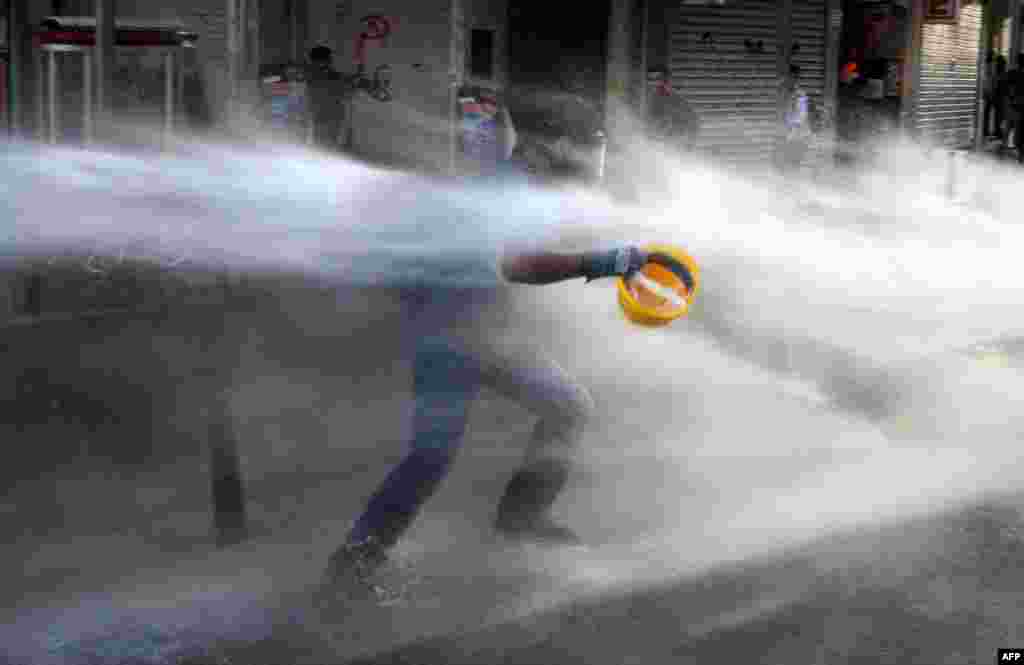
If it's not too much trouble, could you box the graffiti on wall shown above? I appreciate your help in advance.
[354,15,392,66]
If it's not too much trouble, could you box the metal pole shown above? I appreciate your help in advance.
[1013,2,1021,61]
[227,0,238,131]
[908,0,925,139]
[824,0,842,130]
[636,0,649,122]
[95,0,117,141]
[239,0,247,126]
[448,0,462,175]
[248,0,260,76]
[289,0,298,62]
[47,50,57,144]
[177,48,185,131]
[208,394,248,548]
[83,50,93,144]
[778,0,794,80]
[946,149,956,199]
[605,0,632,153]
[8,0,26,136]
[975,7,988,152]
[6,0,12,135]
[35,49,44,141]
[202,288,249,549]
[164,50,174,146]
[245,0,261,132]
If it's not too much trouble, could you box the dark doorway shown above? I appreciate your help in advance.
[506,1,611,102]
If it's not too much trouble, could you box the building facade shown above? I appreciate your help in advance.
[640,0,835,172]
[8,0,1022,164]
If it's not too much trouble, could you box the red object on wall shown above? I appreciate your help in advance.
[354,15,391,65]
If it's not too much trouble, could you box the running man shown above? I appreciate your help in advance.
[320,177,692,599]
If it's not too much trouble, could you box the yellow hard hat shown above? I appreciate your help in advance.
[616,244,699,327]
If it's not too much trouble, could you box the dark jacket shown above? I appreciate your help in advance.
[306,64,348,146]
[1004,68,1024,110]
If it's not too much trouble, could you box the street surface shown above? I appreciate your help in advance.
[5,142,1024,665]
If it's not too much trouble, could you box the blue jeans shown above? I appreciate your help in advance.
[345,332,593,549]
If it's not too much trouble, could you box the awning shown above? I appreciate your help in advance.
[36,16,197,48]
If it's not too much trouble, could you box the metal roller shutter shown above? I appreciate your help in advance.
[916,3,982,147]
[669,0,781,167]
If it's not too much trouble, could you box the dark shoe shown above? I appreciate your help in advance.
[494,459,576,544]
[321,538,391,602]
[496,514,582,546]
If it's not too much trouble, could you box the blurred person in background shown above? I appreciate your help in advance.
[505,63,607,186]
[1003,54,1024,162]
[645,66,700,153]
[774,64,816,176]
[983,52,1007,140]
[1007,55,1024,161]
[306,44,347,151]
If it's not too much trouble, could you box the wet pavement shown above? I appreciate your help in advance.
[6,146,1024,664]
[5,277,1024,664]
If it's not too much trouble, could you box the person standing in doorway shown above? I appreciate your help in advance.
[306,44,347,151]
[506,63,607,186]
[996,55,1024,161]
[1009,55,1024,163]
[983,52,1007,140]
[646,66,701,153]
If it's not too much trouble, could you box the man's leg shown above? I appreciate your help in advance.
[327,336,483,584]
[480,343,595,542]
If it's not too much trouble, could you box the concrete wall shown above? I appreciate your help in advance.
[23,0,508,160]
[646,0,672,73]
[98,0,503,167]
[308,0,509,171]
[259,0,294,65]
[308,0,456,171]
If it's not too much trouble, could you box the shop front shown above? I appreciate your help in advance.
[1,0,8,134]
[666,0,830,171]
[833,0,911,162]
[299,0,464,172]
[913,0,984,147]
[298,0,619,178]
[33,16,197,147]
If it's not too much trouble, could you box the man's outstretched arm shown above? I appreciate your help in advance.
[500,252,586,285]
[500,247,648,285]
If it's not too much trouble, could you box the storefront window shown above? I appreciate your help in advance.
[835,0,910,155]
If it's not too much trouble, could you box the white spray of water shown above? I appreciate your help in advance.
[519,138,1024,597]
[7,134,1024,659]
